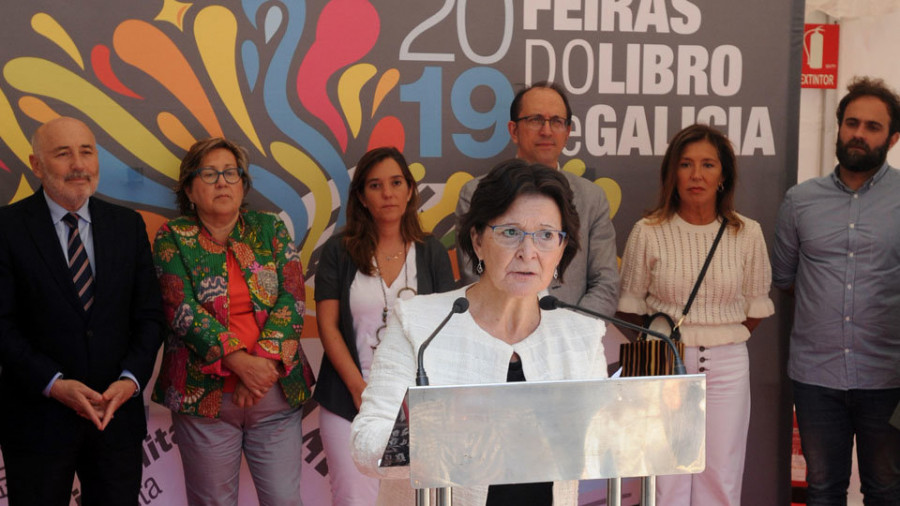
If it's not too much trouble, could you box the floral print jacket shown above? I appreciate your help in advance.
[151,211,312,417]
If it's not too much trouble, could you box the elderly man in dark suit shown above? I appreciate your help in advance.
[0,116,164,505]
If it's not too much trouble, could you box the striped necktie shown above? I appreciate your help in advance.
[62,213,94,312]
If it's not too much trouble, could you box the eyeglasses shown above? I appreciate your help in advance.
[488,225,567,251]
[192,167,244,184]
[515,115,570,132]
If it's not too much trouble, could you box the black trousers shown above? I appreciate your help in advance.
[1,430,142,506]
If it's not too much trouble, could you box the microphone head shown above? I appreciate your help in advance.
[539,295,559,311]
[452,297,470,314]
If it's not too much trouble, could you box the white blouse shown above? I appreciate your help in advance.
[349,248,418,378]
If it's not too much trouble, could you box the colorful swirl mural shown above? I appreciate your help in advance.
[0,0,623,317]
[0,0,411,301]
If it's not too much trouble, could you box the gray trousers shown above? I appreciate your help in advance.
[172,387,304,506]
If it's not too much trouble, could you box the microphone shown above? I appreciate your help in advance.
[539,295,686,375]
[416,297,470,386]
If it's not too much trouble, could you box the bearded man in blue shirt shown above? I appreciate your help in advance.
[774,76,900,506]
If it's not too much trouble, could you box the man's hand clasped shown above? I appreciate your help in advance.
[50,377,137,431]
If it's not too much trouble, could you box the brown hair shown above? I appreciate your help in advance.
[457,159,580,281]
[510,81,572,123]
[837,76,900,135]
[343,147,426,275]
[175,137,252,215]
[646,124,742,230]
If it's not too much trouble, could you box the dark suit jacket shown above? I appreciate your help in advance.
[0,189,164,453]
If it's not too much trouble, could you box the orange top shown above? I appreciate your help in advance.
[224,249,261,393]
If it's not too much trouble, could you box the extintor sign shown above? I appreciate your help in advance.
[802,24,839,89]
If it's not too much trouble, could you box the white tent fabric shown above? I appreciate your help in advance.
[806,0,900,18]
[799,4,900,181]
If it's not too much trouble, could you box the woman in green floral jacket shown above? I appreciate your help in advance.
[152,137,313,505]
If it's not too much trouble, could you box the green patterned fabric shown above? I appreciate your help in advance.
[151,210,312,418]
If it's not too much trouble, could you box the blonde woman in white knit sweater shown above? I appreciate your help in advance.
[617,124,774,506]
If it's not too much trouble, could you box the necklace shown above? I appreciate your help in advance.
[372,243,416,349]
[382,249,405,262]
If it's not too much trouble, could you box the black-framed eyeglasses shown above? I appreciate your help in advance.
[515,115,570,132]
[488,225,567,251]
[192,167,244,184]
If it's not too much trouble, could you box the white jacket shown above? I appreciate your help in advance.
[351,287,608,506]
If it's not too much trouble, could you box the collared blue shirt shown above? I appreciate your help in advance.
[773,162,900,390]
[44,192,95,270]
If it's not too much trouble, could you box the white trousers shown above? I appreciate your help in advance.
[319,406,380,506]
[656,342,751,506]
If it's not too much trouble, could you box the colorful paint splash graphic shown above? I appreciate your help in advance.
[0,0,622,313]
[0,0,428,301]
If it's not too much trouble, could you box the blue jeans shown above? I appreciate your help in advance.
[792,381,900,506]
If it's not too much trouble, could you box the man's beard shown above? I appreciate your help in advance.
[836,137,890,173]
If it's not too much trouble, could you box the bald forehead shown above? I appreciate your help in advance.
[519,87,567,115]
[32,117,96,154]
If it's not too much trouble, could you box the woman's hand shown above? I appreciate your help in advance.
[317,299,369,411]
[614,311,646,342]
[223,351,280,397]
[233,380,261,408]
[351,380,367,410]
[742,318,762,333]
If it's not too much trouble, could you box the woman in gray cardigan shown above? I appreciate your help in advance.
[314,147,455,505]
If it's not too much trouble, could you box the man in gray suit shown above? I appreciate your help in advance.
[455,81,619,317]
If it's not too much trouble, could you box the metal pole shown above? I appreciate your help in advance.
[416,488,431,506]
[607,477,622,506]
[436,487,452,506]
[641,476,656,506]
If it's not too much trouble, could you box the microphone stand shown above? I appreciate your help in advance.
[416,298,469,384]
[540,295,686,375]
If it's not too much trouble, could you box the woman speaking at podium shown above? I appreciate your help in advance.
[351,160,608,506]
